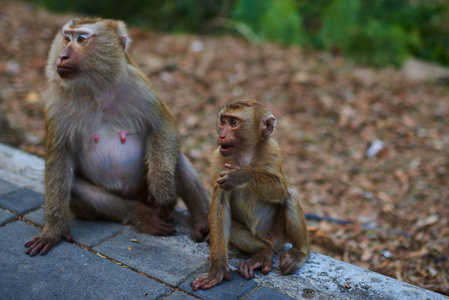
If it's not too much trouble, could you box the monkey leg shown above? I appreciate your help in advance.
[175,153,210,242]
[229,220,274,279]
[279,188,310,275]
[191,193,231,290]
[71,177,175,236]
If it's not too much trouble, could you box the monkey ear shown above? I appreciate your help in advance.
[119,36,129,50]
[262,115,276,138]
[117,21,131,51]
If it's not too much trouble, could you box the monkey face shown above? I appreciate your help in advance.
[46,19,130,91]
[217,113,244,157]
[216,100,276,159]
[55,26,97,79]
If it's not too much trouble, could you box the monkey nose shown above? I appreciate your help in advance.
[58,54,69,61]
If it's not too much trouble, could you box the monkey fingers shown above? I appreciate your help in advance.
[279,249,309,275]
[190,269,231,291]
[25,237,58,256]
[216,173,235,191]
[157,202,176,223]
[25,230,72,256]
[193,219,210,242]
[217,172,229,183]
[224,163,235,169]
[131,213,176,236]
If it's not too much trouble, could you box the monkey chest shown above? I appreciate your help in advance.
[76,126,146,194]
[230,192,277,233]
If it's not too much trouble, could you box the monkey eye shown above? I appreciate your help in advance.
[220,117,226,125]
[64,35,71,43]
[230,118,239,127]
[77,36,86,43]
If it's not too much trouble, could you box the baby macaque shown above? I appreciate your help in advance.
[192,100,310,290]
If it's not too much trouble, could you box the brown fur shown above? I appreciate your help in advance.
[191,99,310,290]
[25,18,210,256]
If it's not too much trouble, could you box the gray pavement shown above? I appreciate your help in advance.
[0,143,447,299]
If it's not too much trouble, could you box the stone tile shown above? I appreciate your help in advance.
[164,292,197,300]
[70,218,124,248]
[0,209,17,225]
[22,207,45,226]
[0,189,44,215]
[0,221,171,299]
[93,229,208,287]
[179,270,258,300]
[24,208,124,248]
[244,287,295,300]
[0,178,20,196]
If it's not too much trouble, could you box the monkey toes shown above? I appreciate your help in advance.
[238,252,272,279]
[25,230,73,256]
[190,269,231,290]
[279,249,310,275]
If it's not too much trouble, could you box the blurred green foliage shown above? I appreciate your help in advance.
[321,0,360,52]
[33,0,449,68]
[33,0,233,32]
[259,0,305,46]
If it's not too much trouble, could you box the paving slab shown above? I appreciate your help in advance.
[22,207,46,226]
[69,218,125,247]
[179,271,258,300]
[0,221,172,299]
[0,189,44,215]
[93,228,208,287]
[24,208,124,248]
[0,208,17,225]
[164,291,197,300]
[244,287,295,300]
[0,178,20,196]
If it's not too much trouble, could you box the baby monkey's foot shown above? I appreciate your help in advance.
[279,248,310,275]
[238,248,273,279]
[191,267,230,290]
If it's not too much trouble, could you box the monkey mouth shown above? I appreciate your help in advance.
[56,67,78,78]
[219,144,234,156]
[220,144,234,150]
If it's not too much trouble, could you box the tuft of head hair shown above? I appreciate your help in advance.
[222,99,265,112]
[221,99,273,119]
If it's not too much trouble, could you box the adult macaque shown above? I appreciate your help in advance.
[25,18,210,256]
[191,100,310,290]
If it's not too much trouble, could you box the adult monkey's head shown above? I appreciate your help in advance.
[46,18,132,92]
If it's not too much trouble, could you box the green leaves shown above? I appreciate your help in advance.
[259,0,305,46]
[234,0,305,46]
[35,0,449,68]
[321,0,360,52]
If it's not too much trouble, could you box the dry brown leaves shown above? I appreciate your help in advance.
[0,1,447,295]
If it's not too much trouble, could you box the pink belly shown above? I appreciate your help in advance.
[77,128,146,197]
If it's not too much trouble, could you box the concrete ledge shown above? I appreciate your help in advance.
[0,143,445,299]
[0,143,45,193]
